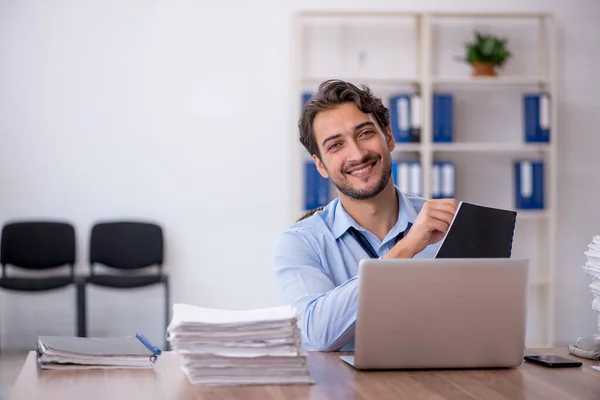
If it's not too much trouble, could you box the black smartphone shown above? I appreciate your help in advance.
[524,355,583,368]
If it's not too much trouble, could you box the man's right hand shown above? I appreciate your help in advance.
[384,199,458,259]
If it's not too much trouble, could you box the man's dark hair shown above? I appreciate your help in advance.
[298,79,390,159]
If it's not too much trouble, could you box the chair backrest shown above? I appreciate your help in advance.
[1,221,76,275]
[296,206,325,223]
[89,221,163,273]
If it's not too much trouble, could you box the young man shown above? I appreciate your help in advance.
[273,80,458,352]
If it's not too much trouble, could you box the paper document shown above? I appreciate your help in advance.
[582,236,600,331]
[167,303,313,386]
[168,304,297,330]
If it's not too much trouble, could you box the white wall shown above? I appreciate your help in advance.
[0,0,598,349]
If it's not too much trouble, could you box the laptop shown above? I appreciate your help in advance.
[340,258,529,370]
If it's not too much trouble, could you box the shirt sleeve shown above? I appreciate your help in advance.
[273,230,357,351]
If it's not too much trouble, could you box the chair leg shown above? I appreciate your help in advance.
[76,277,87,337]
[164,277,170,351]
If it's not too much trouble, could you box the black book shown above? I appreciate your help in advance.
[435,202,517,258]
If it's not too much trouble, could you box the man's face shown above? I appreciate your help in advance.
[312,102,395,201]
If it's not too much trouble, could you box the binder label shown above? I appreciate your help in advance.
[520,161,533,198]
[410,162,421,196]
[398,98,409,132]
[432,164,440,198]
[540,94,550,130]
[441,163,454,197]
[398,162,410,193]
[410,95,421,128]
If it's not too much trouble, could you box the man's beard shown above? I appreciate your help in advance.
[329,153,392,201]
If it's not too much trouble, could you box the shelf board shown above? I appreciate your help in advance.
[430,11,552,19]
[300,77,418,85]
[301,76,548,86]
[297,11,551,20]
[297,10,420,19]
[431,143,551,153]
[432,76,548,86]
[393,143,421,152]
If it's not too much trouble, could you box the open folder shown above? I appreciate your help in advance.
[435,201,517,258]
[36,334,161,370]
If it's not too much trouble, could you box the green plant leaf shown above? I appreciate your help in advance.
[458,31,512,67]
[482,38,495,57]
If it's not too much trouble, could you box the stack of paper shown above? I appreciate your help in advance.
[167,304,313,386]
[584,236,600,330]
[36,336,158,370]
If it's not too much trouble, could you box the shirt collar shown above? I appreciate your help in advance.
[331,186,418,240]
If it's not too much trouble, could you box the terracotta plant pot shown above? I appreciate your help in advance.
[471,62,497,77]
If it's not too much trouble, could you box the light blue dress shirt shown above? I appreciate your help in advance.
[273,187,441,352]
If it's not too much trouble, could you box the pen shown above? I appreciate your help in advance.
[136,332,162,356]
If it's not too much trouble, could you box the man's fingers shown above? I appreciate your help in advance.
[428,218,450,236]
[431,199,458,210]
[426,209,455,226]
[425,199,458,216]
[434,198,458,206]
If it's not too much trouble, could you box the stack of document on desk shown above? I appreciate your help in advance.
[167,303,313,386]
[36,335,159,370]
[584,235,600,330]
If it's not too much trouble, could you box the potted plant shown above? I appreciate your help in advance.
[460,31,512,77]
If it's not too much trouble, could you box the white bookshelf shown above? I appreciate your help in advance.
[292,11,557,348]
[432,76,548,85]
[301,77,418,85]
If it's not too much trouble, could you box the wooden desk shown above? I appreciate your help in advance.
[9,348,600,400]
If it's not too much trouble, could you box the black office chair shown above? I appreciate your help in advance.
[80,221,169,348]
[0,221,85,352]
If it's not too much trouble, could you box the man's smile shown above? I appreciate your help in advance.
[345,159,378,178]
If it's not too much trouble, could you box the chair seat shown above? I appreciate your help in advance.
[0,276,75,291]
[87,274,167,289]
